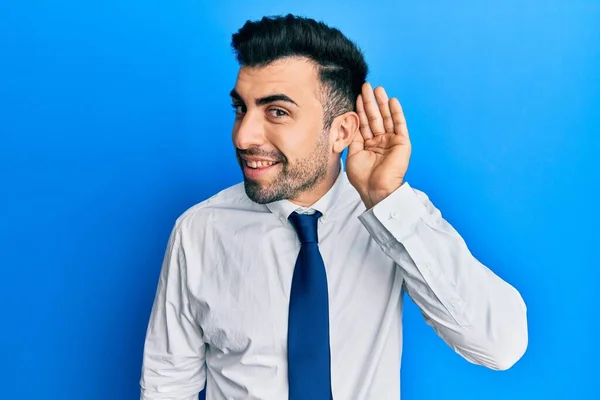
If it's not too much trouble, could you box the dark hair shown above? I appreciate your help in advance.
[231,14,368,129]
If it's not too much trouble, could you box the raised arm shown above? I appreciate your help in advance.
[348,82,527,370]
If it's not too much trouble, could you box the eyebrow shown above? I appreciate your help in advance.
[229,89,299,107]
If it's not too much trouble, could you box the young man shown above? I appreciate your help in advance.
[140,14,528,400]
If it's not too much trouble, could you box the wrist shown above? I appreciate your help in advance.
[363,184,403,209]
[361,196,375,210]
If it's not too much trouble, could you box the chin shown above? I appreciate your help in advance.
[243,180,279,204]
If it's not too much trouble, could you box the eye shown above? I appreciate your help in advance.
[231,103,246,116]
[268,108,288,118]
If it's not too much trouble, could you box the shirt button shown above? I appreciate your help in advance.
[390,211,399,219]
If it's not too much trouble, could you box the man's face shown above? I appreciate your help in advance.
[230,57,332,204]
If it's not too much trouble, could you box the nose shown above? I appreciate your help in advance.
[232,111,267,150]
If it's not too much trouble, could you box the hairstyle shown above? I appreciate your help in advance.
[231,14,369,129]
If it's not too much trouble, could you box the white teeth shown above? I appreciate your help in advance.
[246,160,277,169]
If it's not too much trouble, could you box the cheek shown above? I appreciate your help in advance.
[268,121,324,160]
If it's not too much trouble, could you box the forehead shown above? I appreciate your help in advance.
[234,57,321,104]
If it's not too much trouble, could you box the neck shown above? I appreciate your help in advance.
[288,159,341,208]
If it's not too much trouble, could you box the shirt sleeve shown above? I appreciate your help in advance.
[140,223,206,399]
[357,182,528,371]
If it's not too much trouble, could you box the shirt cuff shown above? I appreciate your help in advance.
[357,182,428,245]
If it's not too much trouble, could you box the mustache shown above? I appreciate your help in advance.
[236,148,285,162]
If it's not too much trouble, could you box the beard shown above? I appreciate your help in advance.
[237,131,330,204]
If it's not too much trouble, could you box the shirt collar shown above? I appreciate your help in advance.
[265,159,348,225]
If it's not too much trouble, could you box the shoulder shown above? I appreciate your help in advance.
[172,181,265,235]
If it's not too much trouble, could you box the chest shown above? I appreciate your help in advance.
[189,218,399,354]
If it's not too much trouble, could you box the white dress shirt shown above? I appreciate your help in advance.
[139,165,528,400]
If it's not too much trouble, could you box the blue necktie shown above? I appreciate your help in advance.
[287,211,332,400]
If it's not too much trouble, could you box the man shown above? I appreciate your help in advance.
[140,14,528,400]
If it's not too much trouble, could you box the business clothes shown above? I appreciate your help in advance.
[140,166,528,400]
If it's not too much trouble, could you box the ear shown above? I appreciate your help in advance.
[330,111,360,155]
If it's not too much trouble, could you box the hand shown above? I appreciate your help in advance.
[347,83,412,209]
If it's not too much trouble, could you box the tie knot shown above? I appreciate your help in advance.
[288,211,322,244]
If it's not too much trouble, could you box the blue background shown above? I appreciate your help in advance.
[1,1,598,399]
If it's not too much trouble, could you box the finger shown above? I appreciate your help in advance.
[374,86,394,133]
[356,94,373,140]
[389,98,409,138]
[361,83,385,136]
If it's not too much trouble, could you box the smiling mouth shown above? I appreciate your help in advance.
[243,159,281,169]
